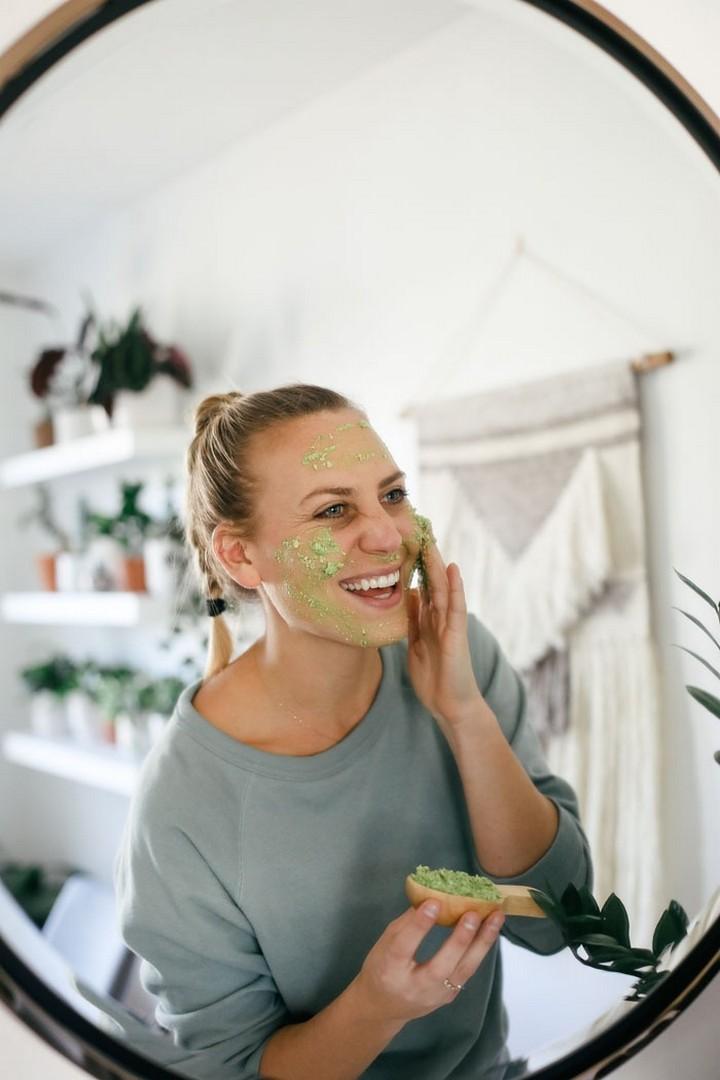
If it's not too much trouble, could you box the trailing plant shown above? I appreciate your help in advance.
[17,484,70,551]
[530,882,688,1002]
[83,481,153,554]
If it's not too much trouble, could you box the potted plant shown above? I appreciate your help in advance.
[87,307,193,428]
[90,664,137,745]
[143,476,186,597]
[112,481,153,591]
[65,659,107,744]
[28,313,109,444]
[19,655,78,738]
[142,674,185,744]
[80,503,125,591]
[17,485,70,591]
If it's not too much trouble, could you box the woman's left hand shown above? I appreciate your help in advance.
[406,541,487,736]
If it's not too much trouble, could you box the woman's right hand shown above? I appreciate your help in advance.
[352,900,505,1025]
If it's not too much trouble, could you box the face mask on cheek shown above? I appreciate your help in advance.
[271,524,415,647]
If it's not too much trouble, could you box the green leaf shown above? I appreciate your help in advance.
[686,686,720,720]
[653,903,689,956]
[673,608,720,653]
[577,885,601,917]
[673,645,720,683]
[559,883,584,917]
[572,932,620,947]
[601,894,631,948]
[608,958,654,976]
[674,569,719,615]
[564,914,604,929]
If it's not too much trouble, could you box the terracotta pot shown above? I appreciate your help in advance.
[33,416,54,448]
[121,555,147,592]
[35,552,57,591]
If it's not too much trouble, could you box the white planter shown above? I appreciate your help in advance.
[115,712,149,756]
[143,536,179,597]
[112,378,185,429]
[53,405,109,443]
[55,551,84,592]
[65,691,105,745]
[146,711,169,744]
[30,692,68,738]
[81,536,125,591]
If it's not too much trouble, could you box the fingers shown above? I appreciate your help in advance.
[406,588,420,651]
[422,910,505,988]
[445,562,468,633]
[387,902,442,960]
[422,541,449,618]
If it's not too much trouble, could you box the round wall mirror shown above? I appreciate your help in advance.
[1,2,719,1078]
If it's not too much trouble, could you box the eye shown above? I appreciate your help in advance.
[316,503,346,519]
[314,487,408,520]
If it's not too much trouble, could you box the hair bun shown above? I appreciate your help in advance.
[193,392,243,438]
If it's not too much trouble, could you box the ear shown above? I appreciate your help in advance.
[212,523,262,590]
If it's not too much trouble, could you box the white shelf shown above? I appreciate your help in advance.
[2,730,141,796]
[0,425,189,486]
[0,591,170,626]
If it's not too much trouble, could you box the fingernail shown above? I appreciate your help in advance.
[462,914,480,930]
[488,913,505,932]
[423,901,440,918]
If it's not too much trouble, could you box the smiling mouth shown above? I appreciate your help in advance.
[338,569,403,607]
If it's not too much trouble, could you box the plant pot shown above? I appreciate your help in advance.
[52,404,109,444]
[115,712,148,756]
[55,551,84,592]
[120,555,147,592]
[146,711,169,744]
[65,691,105,745]
[143,537,179,597]
[30,692,68,738]
[34,552,58,591]
[112,378,185,429]
[33,416,54,448]
[82,536,125,591]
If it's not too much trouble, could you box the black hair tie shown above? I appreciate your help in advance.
[206,597,227,617]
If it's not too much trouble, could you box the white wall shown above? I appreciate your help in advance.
[1,1,719,924]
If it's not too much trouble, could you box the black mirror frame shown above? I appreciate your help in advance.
[0,2,718,1077]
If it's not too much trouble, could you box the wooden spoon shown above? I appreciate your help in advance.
[405,876,545,926]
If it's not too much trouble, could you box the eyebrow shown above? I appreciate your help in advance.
[300,470,407,505]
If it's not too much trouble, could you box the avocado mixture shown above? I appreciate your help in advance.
[411,865,502,901]
[411,510,435,592]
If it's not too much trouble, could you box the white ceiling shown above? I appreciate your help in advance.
[0,0,718,266]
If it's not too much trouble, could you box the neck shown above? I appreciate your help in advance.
[252,610,383,731]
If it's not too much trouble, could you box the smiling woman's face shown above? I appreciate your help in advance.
[241,407,432,647]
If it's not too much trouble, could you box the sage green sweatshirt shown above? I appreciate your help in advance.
[114,613,592,1079]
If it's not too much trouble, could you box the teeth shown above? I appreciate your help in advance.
[341,570,400,592]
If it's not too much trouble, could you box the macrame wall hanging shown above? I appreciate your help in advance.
[405,239,674,946]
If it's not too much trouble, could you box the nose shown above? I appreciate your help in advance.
[357,505,405,556]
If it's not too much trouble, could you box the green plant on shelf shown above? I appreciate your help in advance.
[20,656,79,698]
[87,306,193,417]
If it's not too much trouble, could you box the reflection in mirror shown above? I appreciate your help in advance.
[1,1,719,1077]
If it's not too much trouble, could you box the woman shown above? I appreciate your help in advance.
[115,383,592,1080]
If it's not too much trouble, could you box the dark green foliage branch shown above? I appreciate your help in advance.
[530,882,689,1001]
[673,570,720,756]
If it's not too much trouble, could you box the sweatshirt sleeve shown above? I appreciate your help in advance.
[464,612,593,955]
[114,774,290,1080]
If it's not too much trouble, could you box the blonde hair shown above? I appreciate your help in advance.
[185,383,356,680]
